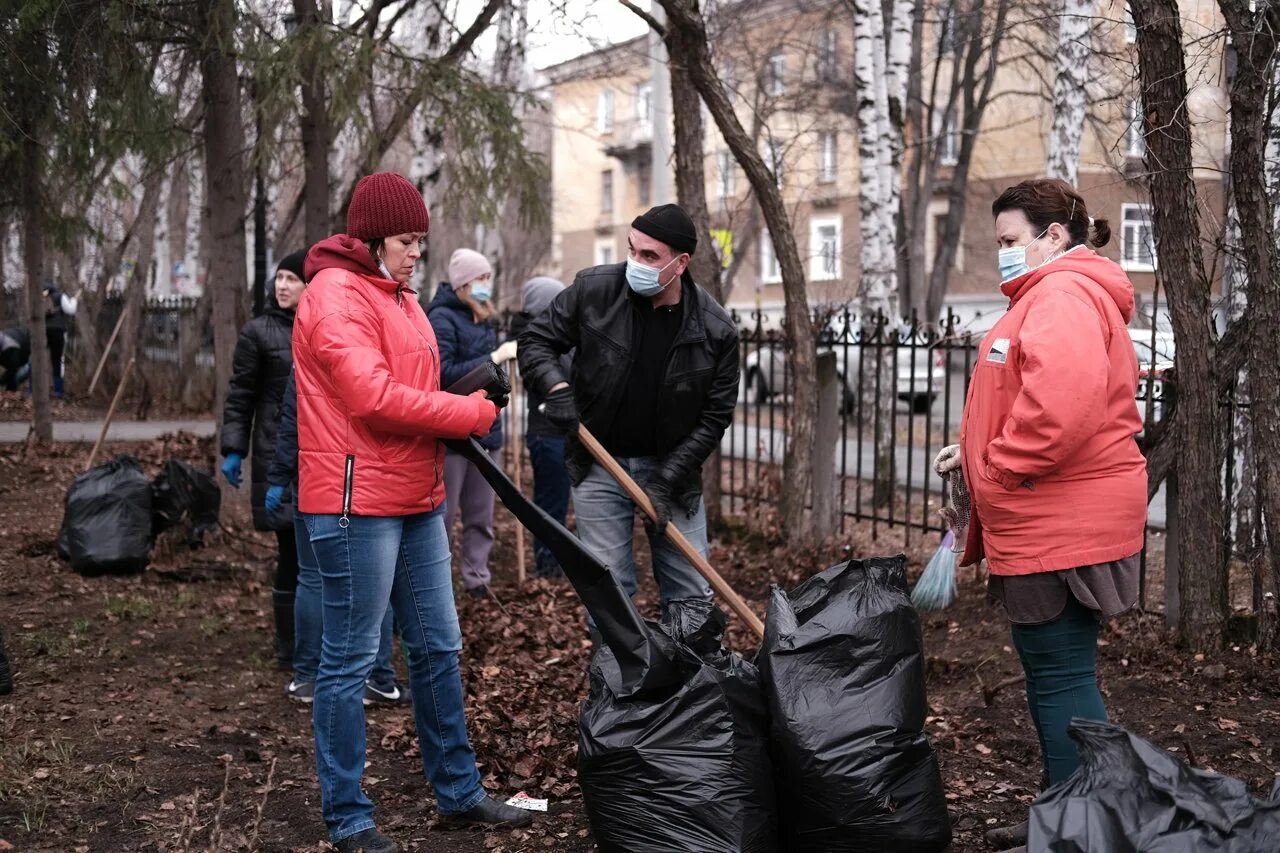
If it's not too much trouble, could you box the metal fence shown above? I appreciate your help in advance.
[88,295,215,368]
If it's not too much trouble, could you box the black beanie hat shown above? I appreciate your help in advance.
[276,249,308,282]
[631,204,697,255]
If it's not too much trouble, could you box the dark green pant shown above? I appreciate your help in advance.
[1010,596,1108,785]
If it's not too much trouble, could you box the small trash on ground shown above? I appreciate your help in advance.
[57,455,152,576]
[759,554,951,852]
[1030,719,1280,852]
[503,793,548,812]
[579,598,777,853]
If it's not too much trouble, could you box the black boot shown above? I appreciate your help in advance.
[335,828,398,853]
[0,625,12,695]
[456,796,534,828]
[984,820,1028,850]
[271,589,295,672]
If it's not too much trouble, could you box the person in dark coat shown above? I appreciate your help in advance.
[509,276,571,581]
[220,249,308,669]
[0,327,31,392]
[43,283,77,398]
[428,248,515,596]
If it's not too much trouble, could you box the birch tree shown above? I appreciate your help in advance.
[1043,0,1092,183]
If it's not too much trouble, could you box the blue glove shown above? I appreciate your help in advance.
[220,453,243,488]
[265,484,285,513]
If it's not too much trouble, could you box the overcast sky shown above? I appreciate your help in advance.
[458,0,649,70]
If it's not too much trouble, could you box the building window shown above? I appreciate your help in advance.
[598,89,615,133]
[939,1,959,55]
[760,229,782,284]
[717,149,736,201]
[1124,3,1136,44]
[1121,203,1156,271]
[766,48,785,96]
[637,160,651,207]
[635,81,653,130]
[809,216,842,281]
[935,110,959,166]
[595,237,615,266]
[601,169,614,214]
[1126,97,1145,158]
[817,29,839,82]
[818,131,837,183]
[764,137,785,186]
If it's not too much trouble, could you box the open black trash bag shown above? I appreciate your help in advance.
[759,554,951,852]
[57,455,152,576]
[579,599,777,853]
[1030,719,1280,852]
[151,459,221,543]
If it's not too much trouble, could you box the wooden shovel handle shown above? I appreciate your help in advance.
[576,423,765,639]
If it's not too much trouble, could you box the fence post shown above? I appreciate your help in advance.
[812,351,840,538]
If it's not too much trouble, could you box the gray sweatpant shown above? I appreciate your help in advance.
[443,447,501,591]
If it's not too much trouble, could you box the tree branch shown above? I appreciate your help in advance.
[618,0,666,37]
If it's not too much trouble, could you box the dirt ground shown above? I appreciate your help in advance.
[0,436,1277,852]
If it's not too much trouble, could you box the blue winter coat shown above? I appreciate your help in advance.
[427,282,504,450]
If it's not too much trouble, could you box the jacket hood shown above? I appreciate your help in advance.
[1000,246,1135,323]
[304,234,392,288]
[521,276,565,316]
[429,281,468,313]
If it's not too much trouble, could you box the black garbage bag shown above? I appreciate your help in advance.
[759,554,951,852]
[150,459,221,543]
[1030,719,1280,852]
[579,599,777,853]
[57,455,153,576]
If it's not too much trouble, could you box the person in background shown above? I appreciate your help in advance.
[267,370,407,707]
[294,172,532,852]
[43,283,77,399]
[508,276,571,581]
[934,178,1146,853]
[220,250,307,671]
[428,248,516,598]
[517,204,740,635]
[0,327,31,392]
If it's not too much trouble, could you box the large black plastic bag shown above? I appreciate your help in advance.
[759,554,951,852]
[1030,719,1280,852]
[58,455,153,576]
[151,459,221,543]
[579,599,777,853]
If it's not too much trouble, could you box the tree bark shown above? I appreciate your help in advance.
[1131,0,1226,648]
[644,0,817,536]
[199,0,251,426]
[293,0,332,248]
[18,27,52,443]
[1044,0,1092,184]
[120,172,162,370]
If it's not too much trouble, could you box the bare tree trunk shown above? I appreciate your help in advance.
[22,171,52,443]
[200,0,250,426]
[643,0,817,536]
[1044,0,1092,184]
[120,173,162,369]
[1131,0,1226,649]
[294,0,331,247]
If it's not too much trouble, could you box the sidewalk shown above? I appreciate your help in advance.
[0,419,216,443]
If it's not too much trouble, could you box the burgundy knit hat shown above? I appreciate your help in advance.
[346,172,430,240]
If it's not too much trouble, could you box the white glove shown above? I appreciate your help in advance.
[933,444,961,477]
[491,340,518,365]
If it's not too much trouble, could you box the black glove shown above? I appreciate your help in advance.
[542,386,579,433]
[487,387,509,409]
[643,471,677,538]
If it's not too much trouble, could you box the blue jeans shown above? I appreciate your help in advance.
[303,509,486,842]
[571,457,713,626]
[1011,596,1108,785]
[293,514,396,689]
[526,434,571,577]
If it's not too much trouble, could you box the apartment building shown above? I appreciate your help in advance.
[542,0,1230,320]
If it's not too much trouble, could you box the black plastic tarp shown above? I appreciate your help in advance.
[759,554,951,852]
[57,455,153,576]
[1030,719,1280,852]
[151,458,221,543]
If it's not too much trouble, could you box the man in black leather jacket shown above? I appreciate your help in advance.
[517,204,739,622]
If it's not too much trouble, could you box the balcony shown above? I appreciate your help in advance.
[603,118,653,165]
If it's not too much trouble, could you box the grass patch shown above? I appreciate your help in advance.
[105,594,154,622]
[26,629,71,659]
[199,615,227,638]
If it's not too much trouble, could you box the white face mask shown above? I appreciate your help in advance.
[997,227,1051,282]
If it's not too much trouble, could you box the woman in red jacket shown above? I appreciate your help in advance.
[294,172,532,853]
[935,178,1147,851]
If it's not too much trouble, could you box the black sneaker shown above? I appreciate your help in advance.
[985,820,1028,850]
[285,678,314,703]
[0,626,11,695]
[456,795,534,828]
[335,827,398,853]
[363,681,411,706]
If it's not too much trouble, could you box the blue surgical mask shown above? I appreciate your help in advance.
[997,227,1050,282]
[469,280,492,302]
[625,256,677,297]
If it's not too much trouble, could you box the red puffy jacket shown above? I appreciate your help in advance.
[959,247,1148,574]
[293,235,497,517]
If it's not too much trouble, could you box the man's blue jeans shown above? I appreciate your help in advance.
[302,509,486,842]
[526,434,571,577]
[571,457,713,625]
[293,514,396,689]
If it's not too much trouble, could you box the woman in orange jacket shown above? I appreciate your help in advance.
[935,178,1147,850]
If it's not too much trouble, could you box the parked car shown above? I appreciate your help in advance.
[743,322,946,414]
[1131,328,1174,427]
